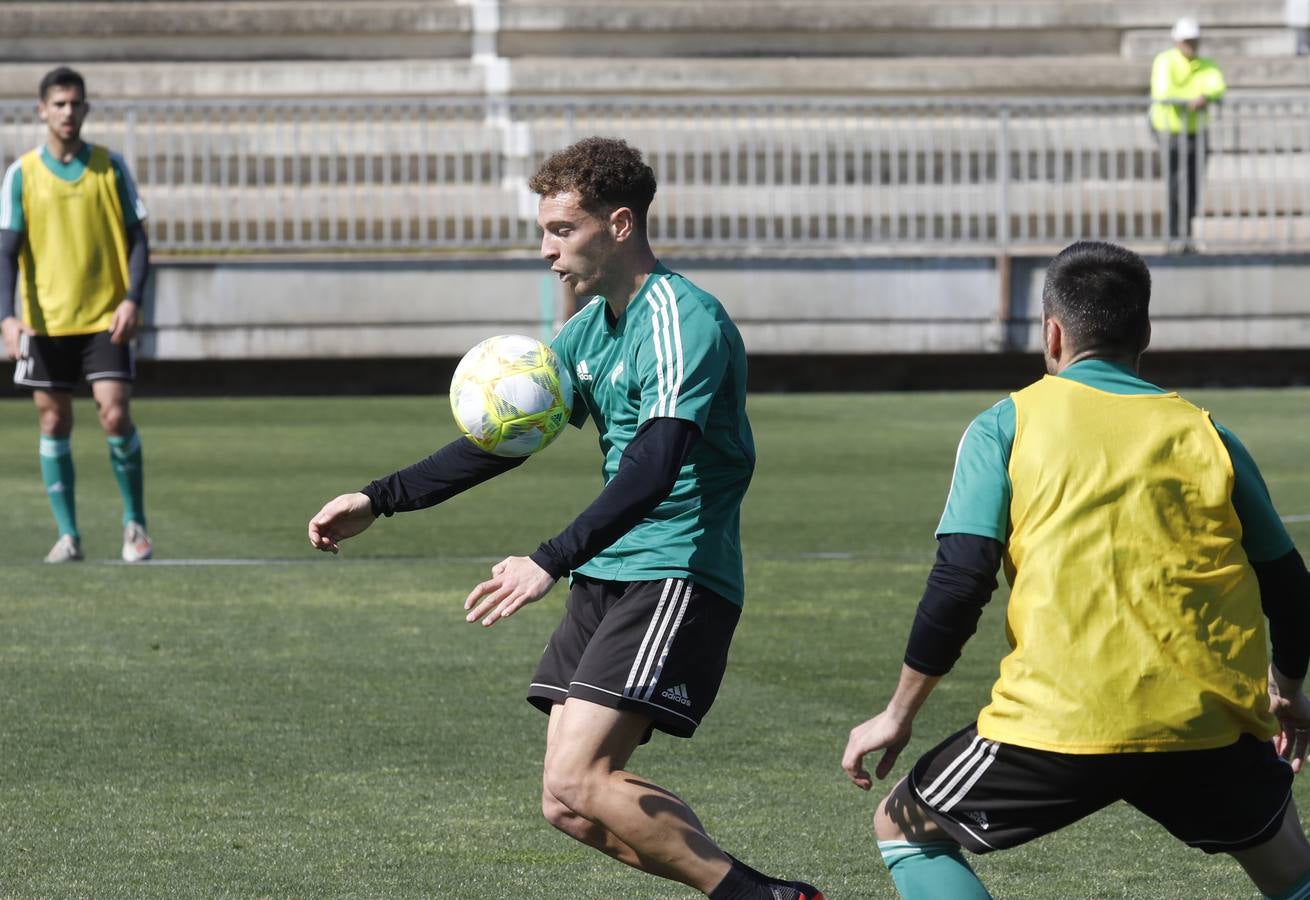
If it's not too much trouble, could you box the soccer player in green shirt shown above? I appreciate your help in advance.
[308,138,822,900]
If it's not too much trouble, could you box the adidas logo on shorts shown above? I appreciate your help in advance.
[660,683,692,706]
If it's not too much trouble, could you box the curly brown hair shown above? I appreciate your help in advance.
[528,137,657,226]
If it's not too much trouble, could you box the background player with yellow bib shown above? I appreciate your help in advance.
[1,67,153,563]
[842,241,1310,899]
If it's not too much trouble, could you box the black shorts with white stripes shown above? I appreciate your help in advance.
[14,330,134,391]
[901,724,1293,855]
[527,574,741,739]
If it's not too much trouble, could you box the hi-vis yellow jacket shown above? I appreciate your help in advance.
[1150,47,1227,135]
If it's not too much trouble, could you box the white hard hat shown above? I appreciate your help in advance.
[1171,17,1201,42]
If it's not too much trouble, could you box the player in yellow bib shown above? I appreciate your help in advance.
[842,242,1310,899]
[1,67,153,563]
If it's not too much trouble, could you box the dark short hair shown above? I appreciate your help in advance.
[39,66,86,101]
[528,137,657,226]
[1041,241,1151,356]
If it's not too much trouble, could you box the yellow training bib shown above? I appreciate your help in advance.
[977,376,1275,753]
[19,145,130,336]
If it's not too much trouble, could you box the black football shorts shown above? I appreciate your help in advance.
[899,724,1292,855]
[527,573,741,739]
[14,330,134,391]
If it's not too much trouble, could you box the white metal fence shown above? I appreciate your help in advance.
[3,96,1308,253]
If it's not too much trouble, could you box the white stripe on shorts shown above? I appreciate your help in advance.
[623,578,691,701]
[936,741,1000,813]
[920,734,1000,811]
[623,578,675,694]
[640,582,693,701]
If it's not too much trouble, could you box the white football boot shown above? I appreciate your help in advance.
[122,522,153,562]
[45,534,84,563]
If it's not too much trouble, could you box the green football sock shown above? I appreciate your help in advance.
[878,840,993,899]
[39,435,78,539]
[107,428,146,528]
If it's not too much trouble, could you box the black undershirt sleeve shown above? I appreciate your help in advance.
[0,228,21,320]
[125,222,149,305]
[903,532,1005,677]
[1254,548,1310,679]
[530,417,700,580]
[360,436,527,517]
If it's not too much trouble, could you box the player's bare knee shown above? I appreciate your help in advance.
[541,758,603,819]
[541,787,575,831]
[98,404,129,435]
[38,408,70,436]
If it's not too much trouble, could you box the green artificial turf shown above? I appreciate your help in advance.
[1,389,1306,898]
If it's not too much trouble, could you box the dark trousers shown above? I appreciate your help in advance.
[1160,132,1205,240]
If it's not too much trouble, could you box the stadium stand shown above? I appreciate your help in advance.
[0,0,1305,382]
[0,1,1305,98]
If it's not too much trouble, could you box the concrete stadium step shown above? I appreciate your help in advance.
[1121,27,1301,59]
[0,1,1286,62]
[143,183,523,220]
[1195,215,1310,243]
[499,0,1282,25]
[133,179,1310,230]
[9,118,1158,167]
[8,105,1294,159]
[494,0,1289,58]
[0,2,471,61]
[0,61,485,100]
[2,56,1307,99]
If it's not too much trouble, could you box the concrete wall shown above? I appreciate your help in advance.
[132,252,1310,364]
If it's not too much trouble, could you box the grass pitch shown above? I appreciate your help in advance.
[1,389,1307,899]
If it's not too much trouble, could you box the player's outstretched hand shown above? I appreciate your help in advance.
[843,710,914,791]
[464,556,557,627]
[1,315,34,361]
[308,492,377,554]
[1269,665,1310,775]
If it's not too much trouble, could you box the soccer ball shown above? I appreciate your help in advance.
[449,334,574,457]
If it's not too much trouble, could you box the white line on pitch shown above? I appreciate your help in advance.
[96,555,503,567]
[1283,514,1310,523]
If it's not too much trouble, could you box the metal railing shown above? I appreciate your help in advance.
[3,95,1308,254]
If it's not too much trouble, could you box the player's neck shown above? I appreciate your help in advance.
[1056,350,1141,374]
[45,135,84,164]
[602,247,659,320]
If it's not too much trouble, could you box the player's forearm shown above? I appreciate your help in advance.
[1256,548,1310,679]
[530,417,699,579]
[125,222,149,304]
[902,533,1003,676]
[0,228,21,320]
[360,436,526,516]
[884,663,943,724]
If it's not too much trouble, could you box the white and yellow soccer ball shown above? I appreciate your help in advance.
[449,334,574,457]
